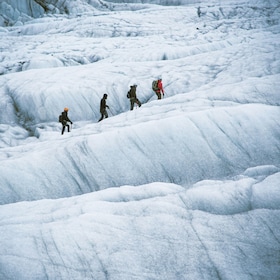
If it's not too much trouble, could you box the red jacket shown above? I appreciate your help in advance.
[157,80,164,94]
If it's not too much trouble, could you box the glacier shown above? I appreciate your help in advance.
[0,0,280,279]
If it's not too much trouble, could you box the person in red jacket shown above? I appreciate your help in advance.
[153,78,165,99]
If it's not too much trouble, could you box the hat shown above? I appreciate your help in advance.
[64,107,69,112]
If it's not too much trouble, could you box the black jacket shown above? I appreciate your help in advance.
[61,111,71,123]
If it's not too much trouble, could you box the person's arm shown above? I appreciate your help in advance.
[66,115,72,124]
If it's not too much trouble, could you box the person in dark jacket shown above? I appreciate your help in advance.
[127,85,141,110]
[61,107,73,135]
[98,93,109,122]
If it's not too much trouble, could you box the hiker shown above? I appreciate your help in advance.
[61,107,73,135]
[127,85,141,110]
[152,78,164,99]
[98,93,110,122]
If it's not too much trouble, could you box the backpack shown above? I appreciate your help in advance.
[152,80,158,91]
[59,113,63,123]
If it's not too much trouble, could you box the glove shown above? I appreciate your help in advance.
[71,122,73,124]
[107,106,110,109]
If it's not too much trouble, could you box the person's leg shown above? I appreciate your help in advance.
[61,125,65,135]
[157,91,161,99]
[130,99,134,110]
[67,124,70,132]
[98,111,104,122]
[104,110,108,118]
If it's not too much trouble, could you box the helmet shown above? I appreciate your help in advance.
[64,107,69,112]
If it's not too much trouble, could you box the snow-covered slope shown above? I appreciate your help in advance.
[0,0,279,279]
[0,1,279,204]
[1,177,280,279]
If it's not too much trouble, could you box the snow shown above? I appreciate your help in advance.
[0,0,280,279]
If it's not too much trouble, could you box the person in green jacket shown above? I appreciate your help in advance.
[127,85,141,110]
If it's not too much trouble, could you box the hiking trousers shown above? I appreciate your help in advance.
[155,90,162,99]
[98,109,108,122]
[130,98,141,110]
[61,123,70,135]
